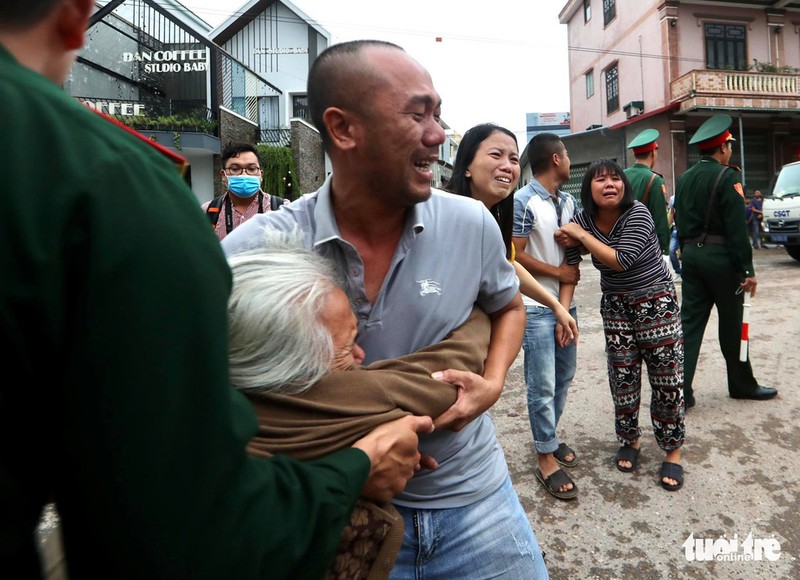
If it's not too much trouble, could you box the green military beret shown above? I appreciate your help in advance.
[689,114,736,149]
[627,128,659,154]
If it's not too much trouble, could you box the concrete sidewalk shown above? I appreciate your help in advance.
[495,248,799,579]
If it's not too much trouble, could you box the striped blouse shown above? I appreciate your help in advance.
[567,201,672,294]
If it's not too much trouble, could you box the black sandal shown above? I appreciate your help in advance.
[553,442,578,467]
[615,444,640,473]
[535,468,578,500]
[660,461,684,491]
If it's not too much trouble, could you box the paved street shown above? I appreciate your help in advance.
[495,248,799,579]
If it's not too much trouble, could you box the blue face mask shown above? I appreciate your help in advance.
[226,175,261,198]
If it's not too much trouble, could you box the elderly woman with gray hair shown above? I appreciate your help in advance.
[226,240,490,580]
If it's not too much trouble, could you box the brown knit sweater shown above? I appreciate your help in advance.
[245,307,490,579]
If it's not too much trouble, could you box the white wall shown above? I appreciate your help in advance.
[183,149,215,203]
[220,1,329,127]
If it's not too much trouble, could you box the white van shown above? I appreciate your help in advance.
[761,160,800,262]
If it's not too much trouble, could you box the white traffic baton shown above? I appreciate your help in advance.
[739,297,750,362]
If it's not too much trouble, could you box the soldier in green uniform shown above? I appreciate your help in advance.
[624,129,670,257]
[0,1,432,577]
[674,114,777,408]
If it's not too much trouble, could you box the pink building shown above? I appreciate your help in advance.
[554,0,800,197]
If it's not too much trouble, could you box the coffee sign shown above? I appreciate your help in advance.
[122,49,208,73]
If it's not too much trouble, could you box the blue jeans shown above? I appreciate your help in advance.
[669,228,681,274]
[523,305,578,454]
[748,219,762,248]
[390,476,549,579]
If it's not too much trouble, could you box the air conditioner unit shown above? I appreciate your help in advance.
[623,101,644,119]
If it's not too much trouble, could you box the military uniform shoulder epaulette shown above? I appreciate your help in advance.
[652,170,664,178]
[725,164,742,172]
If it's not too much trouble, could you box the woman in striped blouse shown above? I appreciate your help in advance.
[556,159,686,492]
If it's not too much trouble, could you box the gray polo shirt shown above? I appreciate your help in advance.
[222,177,519,508]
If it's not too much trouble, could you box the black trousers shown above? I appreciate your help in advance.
[680,243,758,398]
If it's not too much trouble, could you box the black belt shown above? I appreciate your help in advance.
[682,234,727,245]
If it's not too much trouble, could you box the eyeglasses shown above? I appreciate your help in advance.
[225,165,261,176]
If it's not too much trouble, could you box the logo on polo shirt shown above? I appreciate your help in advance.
[416,279,442,296]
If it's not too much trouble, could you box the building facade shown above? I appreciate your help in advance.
[211,0,458,190]
[69,0,286,202]
[69,0,457,201]
[211,0,329,145]
[556,0,800,198]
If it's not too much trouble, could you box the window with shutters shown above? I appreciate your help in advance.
[705,23,747,70]
[605,63,619,113]
[603,0,616,26]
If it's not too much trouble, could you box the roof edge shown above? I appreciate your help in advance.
[558,0,583,24]
[211,0,330,44]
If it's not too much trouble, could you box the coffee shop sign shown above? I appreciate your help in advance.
[122,49,208,73]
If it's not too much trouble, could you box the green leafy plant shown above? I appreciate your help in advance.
[257,145,298,200]
[749,59,800,74]
[113,114,218,134]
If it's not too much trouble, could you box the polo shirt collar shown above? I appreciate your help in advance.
[312,178,340,248]
[528,176,566,201]
[311,176,426,250]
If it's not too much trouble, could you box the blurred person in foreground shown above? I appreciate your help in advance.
[222,40,549,579]
[0,1,431,578]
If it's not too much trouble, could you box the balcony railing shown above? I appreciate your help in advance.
[722,72,799,94]
[259,129,291,147]
[671,69,800,112]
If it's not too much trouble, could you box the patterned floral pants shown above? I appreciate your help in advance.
[600,283,685,451]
